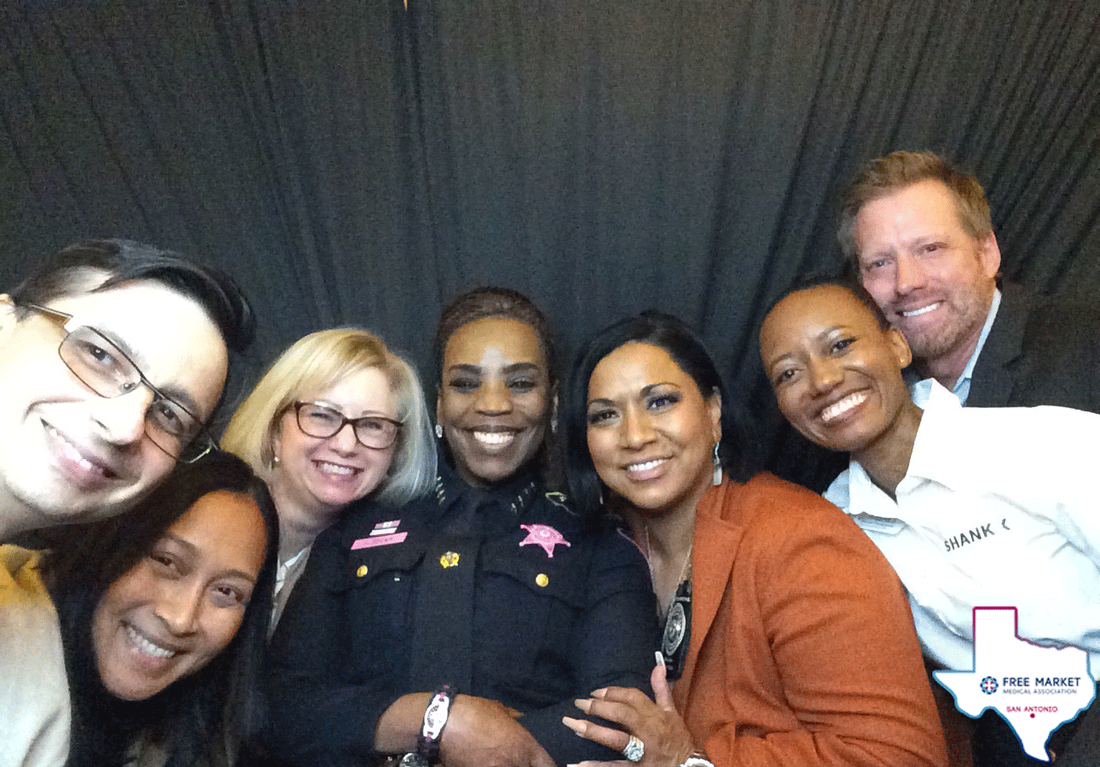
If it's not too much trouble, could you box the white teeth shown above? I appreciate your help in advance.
[126,625,176,659]
[820,392,869,423]
[901,302,940,318]
[317,461,356,476]
[48,425,105,475]
[474,431,515,446]
[627,459,666,473]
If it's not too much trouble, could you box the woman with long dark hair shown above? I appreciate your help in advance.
[40,451,278,766]
[557,311,947,767]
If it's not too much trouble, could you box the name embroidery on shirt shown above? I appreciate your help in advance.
[944,519,1009,552]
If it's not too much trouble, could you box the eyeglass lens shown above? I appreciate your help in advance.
[57,326,206,461]
[295,403,399,449]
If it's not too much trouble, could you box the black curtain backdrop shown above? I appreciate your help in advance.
[3,0,1099,460]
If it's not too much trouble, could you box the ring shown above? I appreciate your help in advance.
[622,734,645,762]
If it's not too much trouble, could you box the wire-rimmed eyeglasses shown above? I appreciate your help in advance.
[22,303,215,463]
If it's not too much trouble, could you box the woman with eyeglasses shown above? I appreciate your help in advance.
[1,450,277,767]
[222,328,436,627]
[265,288,656,767]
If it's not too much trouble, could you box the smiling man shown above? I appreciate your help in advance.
[838,150,1100,412]
[0,239,253,541]
[760,278,1100,767]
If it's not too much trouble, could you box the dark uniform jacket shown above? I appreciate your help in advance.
[266,461,657,766]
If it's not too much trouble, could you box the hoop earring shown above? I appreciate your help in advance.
[712,442,722,486]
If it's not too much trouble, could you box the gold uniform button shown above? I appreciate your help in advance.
[535,573,549,587]
[356,565,368,577]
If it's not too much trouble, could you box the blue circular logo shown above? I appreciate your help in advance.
[981,676,999,694]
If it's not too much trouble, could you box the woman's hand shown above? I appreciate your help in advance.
[562,659,696,767]
[441,694,555,767]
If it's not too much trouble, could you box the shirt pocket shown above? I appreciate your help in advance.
[333,540,427,679]
[476,536,590,703]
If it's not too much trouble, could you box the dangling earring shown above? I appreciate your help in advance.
[598,484,605,507]
[712,442,722,486]
[435,423,444,439]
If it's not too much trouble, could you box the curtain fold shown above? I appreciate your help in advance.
[2,0,1098,425]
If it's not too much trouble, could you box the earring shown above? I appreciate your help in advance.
[712,442,722,486]
[435,423,443,439]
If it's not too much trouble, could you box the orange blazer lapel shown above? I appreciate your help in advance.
[676,481,745,697]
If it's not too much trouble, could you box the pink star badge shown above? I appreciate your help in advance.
[519,524,571,558]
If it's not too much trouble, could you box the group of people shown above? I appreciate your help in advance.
[0,150,1096,767]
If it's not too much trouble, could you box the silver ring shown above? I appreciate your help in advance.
[622,734,644,762]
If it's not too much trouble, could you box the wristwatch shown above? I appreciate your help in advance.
[679,751,715,767]
[416,684,457,764]
[398,753,428,767]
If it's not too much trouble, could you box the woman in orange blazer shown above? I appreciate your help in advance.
[558,311,947,767]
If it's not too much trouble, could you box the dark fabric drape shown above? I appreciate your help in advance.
[3,0,1099,442]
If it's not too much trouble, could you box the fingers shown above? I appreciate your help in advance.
[650,654,674,711]
[561,715,633,752]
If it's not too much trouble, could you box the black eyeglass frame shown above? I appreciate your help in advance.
[21,302,216,464]
[292,400,403,450]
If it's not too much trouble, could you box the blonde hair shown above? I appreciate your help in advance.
[838,150,993,264]
[222,328,435,505]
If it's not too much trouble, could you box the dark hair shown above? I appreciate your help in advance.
[762,272,891,332]
[9,238,254,354]
[561,311,756,516]
[433,286,558,388]
[43,451,279,767]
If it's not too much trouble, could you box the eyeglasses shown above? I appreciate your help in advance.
[293,401,402,450]
[23,303,215,464]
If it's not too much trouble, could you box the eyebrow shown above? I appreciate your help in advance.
[763,325,847,368]
[587,381,680,407]
[446,362,542,375]
[162,532,259,585]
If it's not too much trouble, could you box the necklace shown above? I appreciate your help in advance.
[643,524,693,681]
[643,525,693,619]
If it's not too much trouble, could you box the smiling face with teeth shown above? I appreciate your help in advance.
[585,342,721,520]
[760,284,921,458]
[437,317,551,486]
[0,282,227,539]
[269,366,399,528]
[92,489,266,701]
[854,179,1000,385]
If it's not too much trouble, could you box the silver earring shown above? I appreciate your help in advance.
[712,442,722,486]
[435,423,443,439]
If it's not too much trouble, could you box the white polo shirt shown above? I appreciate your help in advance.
[824,382,1100,671]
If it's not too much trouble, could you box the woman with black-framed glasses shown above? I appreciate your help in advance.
[222,328,436,628]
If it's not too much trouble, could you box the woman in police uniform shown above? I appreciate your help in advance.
[267,288,658,767]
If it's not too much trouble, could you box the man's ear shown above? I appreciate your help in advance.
[978,232,1002,279]
[708,387,723,444]
[886,327,913,370]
